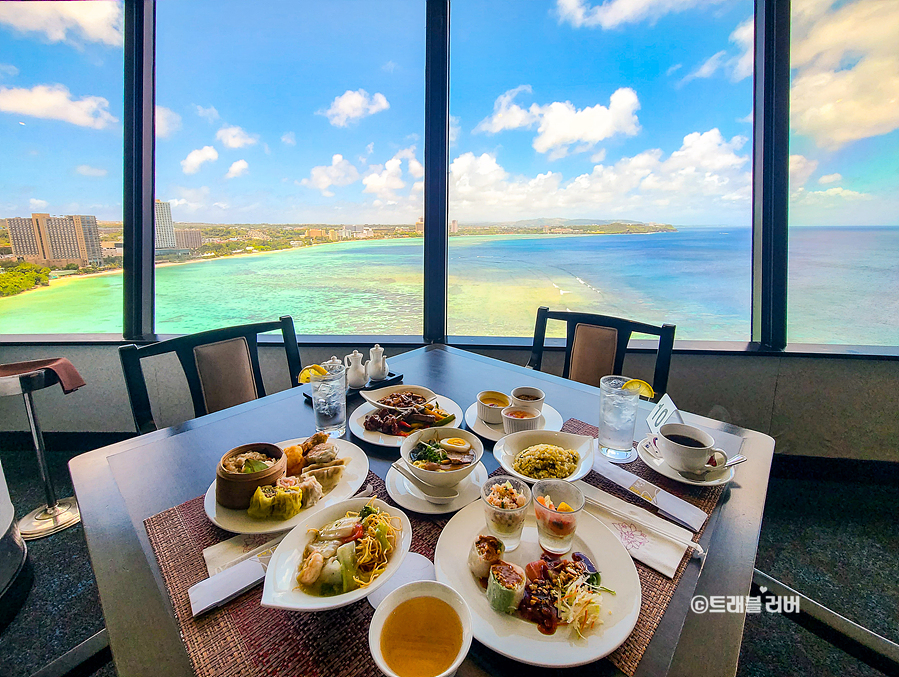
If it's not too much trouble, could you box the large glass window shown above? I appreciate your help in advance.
[153,0,425,336]
[0,0,124,333]
[447,0,754,340]
[787,0,899,346]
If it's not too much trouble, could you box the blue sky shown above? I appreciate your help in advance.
[0,0,896,227]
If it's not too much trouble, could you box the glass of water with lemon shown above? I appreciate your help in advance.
[597,376,653,462]
[300,359,347,437]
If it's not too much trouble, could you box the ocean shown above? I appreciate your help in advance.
[1,226,896,345]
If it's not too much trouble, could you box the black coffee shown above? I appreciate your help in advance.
[665,434,705,448]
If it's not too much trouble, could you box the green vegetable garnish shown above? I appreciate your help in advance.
[433,414,456,426]
[242,459,270,473]
[358,505,378,519]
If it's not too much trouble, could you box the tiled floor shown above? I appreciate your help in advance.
[1,449,896,677]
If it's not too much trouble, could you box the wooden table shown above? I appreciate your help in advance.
[70,345,774,677]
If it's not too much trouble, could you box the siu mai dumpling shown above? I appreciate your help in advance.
[300,464,345,492]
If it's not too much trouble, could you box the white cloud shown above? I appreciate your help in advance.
[29,198,48,210]
[213,202,229,209]
[382,61,397,73]
[556,0,721,30]
[449,128,750,222]
[362,147,423,200]
[299,154,361,196]
[680,50,727,86]
[792,186,872,205]
[728,17,754,82]
[738,110,753,123]
[475,86,641,158]
[281,131,296,146]
[590,149,607,163]
[195,105,219,122]
[666,64,682,76]
[0,84,116,129]
[818,173,841,184]
[180,146,218,174]
[215,125,258,149]
[76,164,107,177]
[0,1,123,46]
[169,186,210,212]
[225,159,248,179]
[791,0,899,149]
[319,89,390,127]
[0,63,18,78]
[155,105,181,138]
[449,115,461,144]
[789,154,818,188]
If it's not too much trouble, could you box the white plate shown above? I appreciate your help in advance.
[464,402,564,442]
[493,430,595,484]
[636,437,734,487]
[360,384,437,410]
[349,392,464,447]
[385,462,488,515]
[261,497,412,612]
[434,500,641,667]
[203,437,369,534]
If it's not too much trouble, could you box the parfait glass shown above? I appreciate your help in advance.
[481,476,531,551]
[532,480,584,554]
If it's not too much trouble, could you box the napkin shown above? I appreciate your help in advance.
[577,481,695,578]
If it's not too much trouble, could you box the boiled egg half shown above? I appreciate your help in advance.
[438,437,471,454]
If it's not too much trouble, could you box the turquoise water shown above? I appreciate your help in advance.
[1,227,896,345]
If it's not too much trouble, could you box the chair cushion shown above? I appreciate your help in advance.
[569,323,618,387]
[193,337,259,413]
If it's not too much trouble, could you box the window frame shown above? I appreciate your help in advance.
[3,0,896,359]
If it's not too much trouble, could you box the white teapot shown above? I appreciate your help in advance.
[365,344,389,381]
[344,350,368,388]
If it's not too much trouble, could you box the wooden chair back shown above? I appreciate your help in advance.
[119,315,301,434]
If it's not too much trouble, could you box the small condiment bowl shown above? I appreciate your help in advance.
[215,442,285,510]
[369,580,473,677]
[399,428,483,488]
[501,405,541,434]
[476,390,510,424]
[510,386,545,412]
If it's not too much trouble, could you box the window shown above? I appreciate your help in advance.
[153,0,426,336]
[0,0,124,333]
[787,0,899,346]
[447,0,753,340]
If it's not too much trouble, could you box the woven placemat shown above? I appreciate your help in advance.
[144,419,724,677]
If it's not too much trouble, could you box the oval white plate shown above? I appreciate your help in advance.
[261,497,412,612]
[492,430,595,484]
[636,437,734,487]
[385,462,487,515]
[434,500,641,667]
[464,402,563,442]
[203,437,369,534]
[349,393,464,448]
[360,384,437,410]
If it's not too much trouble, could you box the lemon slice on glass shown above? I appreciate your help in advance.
[298,364,328,384]
[623,379,654,399]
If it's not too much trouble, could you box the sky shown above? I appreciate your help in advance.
[0,0,896,227]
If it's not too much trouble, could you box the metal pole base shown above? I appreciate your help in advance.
[18,497,80,540]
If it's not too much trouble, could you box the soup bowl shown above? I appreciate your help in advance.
[399,427,483,488]
[369,580,473,677]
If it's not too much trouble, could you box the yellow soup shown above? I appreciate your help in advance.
[480,397,509,408]
[381,596,463,677]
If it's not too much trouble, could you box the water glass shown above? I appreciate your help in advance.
[598,375,641,460]
[310,362,347,437]
[481,476,531,551]
[532,480,584,554]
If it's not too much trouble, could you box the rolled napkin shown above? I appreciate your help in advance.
[0,358,86,394]
[576,480,697,578]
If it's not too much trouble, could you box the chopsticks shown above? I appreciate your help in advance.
[582,495,705,557]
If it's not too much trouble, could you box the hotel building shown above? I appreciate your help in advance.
[154,200,177,250]
[6,213,102,267]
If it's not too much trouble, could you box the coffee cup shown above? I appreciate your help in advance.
[646,423,727,474]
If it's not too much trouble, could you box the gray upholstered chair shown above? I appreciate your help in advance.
[118,316,301,434]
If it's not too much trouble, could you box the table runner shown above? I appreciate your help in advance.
[144,419,724,677]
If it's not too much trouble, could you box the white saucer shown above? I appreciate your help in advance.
[636,437,734,487]
[463,402,563,442]
[385,462,487,515]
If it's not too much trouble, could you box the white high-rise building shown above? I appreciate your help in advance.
[154,200,176,249]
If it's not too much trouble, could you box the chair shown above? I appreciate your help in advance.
[526,306,676,398]
[119,316,301,435]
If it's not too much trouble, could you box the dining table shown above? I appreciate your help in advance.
[69,344,775,677]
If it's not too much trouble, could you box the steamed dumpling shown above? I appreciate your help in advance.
[301,464,345,492]
[304,441,339,466]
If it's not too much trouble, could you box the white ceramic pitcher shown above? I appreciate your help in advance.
[365,344,389,381]
[344,350,368,388]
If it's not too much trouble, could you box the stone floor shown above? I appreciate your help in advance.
[1,448,895,677]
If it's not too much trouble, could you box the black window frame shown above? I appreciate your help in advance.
[5,0,898,360]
